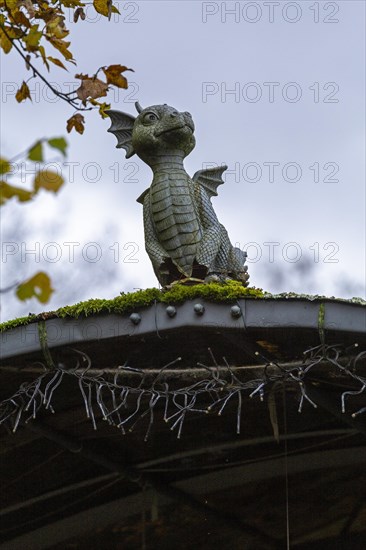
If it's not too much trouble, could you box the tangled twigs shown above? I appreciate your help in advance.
[0,344,365,439]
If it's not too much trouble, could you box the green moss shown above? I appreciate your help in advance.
[162,280,263,303]
[1,281,364,334]
[0,282,263,332]
[0,315,37,333]
[56,282,263,319]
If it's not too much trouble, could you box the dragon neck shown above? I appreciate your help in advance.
[147,152,187,175]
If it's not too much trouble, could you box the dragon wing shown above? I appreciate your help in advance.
[192,165,228,198]
[106,110,136,159]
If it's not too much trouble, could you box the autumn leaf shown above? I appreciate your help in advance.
[38,45,50,71]
[47,137,68,156]
[48,37,74,62]
[74,7,86,22]
[0,158,11,175]
[21,0,36,19]
[13,9,31,28]
[62,0,85,6]
[46,15,69,40]
[3,26,23,39]
[23,24,43,52]
[0,181,33,205]
[75,74,108,105]
[15,81,32,102]
[16,271,54,304]
[4,0,18,12]
[102,65,133,89]
[0,27,12,53]
[89,98,111,118]
[98,101,111,118]
[28,141,43,162]
[33,170,64,193]
[66,113,85,134]
[47,56,67,70]
[93,0,112,18]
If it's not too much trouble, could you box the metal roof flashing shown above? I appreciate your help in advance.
[1,298,365,367]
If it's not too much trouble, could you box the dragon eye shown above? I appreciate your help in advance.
[144,112,158,123]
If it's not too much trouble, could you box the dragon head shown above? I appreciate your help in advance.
[107,102,196,166]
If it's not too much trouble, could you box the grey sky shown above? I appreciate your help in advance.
[1,0,365,321]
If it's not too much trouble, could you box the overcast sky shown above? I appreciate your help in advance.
[1,0,365,321]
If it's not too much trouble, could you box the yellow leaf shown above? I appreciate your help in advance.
[0,28,12,54]
[5,0,18,12]
[47,56,67,70]
[102,64,133,89]
[93,0,113,18]
[47,137,68,156]
[33,170,64,193]
[46,15,69,40]
[15,81,32,102]
[0,181,33,205]
[23,24,43,52]
[38,45,50,71]
[16,272,54,304]
[89,99,111,119]
[98,101,111,118]
[62,0,85,6]
[48,37,74,61]
[66,113,85,134]
[28,141,43,162]
[75,75,108,105]
[0,158,11,175]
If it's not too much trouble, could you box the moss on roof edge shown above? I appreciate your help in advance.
[1,281,365,333]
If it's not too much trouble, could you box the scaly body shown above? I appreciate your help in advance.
[107,102,249,286]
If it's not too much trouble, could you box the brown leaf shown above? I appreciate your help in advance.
[102,65,133,89]
[75,75,108,105]
[33,170,64,193]
[15,81,32,102]
[20,0,36,18]
[13,10,31,28]
[16,271,54,304]
[74,7,86,22]
[66,113,85,134]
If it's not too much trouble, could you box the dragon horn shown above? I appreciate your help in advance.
[135,101,144,114]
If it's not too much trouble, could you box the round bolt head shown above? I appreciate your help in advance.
[129,313,141,325]
[166,305,177,318]
[230,305,242,318]
[193,303,205,315]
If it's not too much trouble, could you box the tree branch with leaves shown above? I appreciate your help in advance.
[1,0,133,305]
[0,0,133,133]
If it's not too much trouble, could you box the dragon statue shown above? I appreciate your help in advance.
[107,102,249,287]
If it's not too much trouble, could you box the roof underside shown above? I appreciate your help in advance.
[0,299,365,549]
